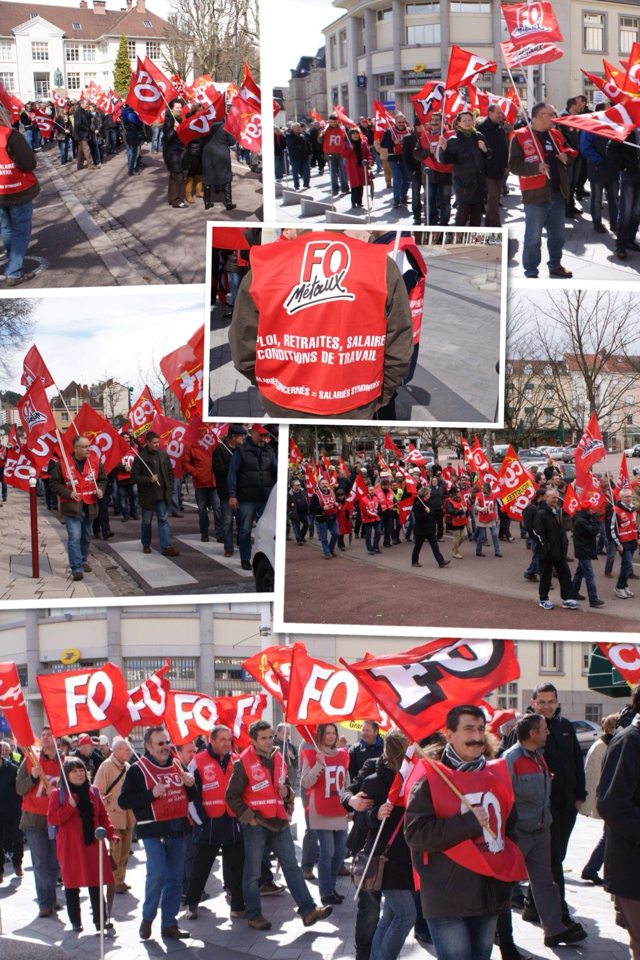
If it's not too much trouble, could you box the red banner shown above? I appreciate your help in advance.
[344,639,520,742]
[497,445,536,520]
[3,426,36,491]
[129,385,161,439]
[575,411,606,470]
[148,413,192,480]
[411,81,446,124]
[116,661,172,736]
[469,85,519,124]
[176,94,226,144]
[581,69,630,107]
[563,482,580,517]
[17,380,56,448]
[613,452,631,498]
[163,690,267,747]
[0,662,36,747]
[373,99,395,140]
[501,39,563,69]
[33,110,53,136]
[397,496,415,524]
[159,326,204,422]
[285,643,381,726]
[289,437,303,463]
[24,431,60,472]
[37,664,130,736]
[554,101,640,142]
[224,95,262,154]
[405,445,428,467]
[242,645,294,705]
[446,46,497,89]
[597,643,640,684]
[21,345,53,389]
[125,58,173,125]
[384,433,403,458]
[62,404,131,476]
[501,2,563,48]
[345,472,369,505]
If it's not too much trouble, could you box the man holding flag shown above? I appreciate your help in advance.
[0,100,39,285]
[611,485,638,600]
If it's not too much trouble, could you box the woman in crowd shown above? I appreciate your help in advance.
[336,487,352,552]
[162,99,188,207]
[580,713,618,885]
[341,127,372,209]
[444,483,469,559]
[47,758,118,933]
[201,119,237,211]
[53,109,72,165]
[184,104,204,204]
[411,486,450,569]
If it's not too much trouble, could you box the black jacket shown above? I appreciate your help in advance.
[202,121,235,187]
[506,706,586,807]
[522,498,541,539]
[73,748,105,778]
[606,133,640,182]
[597,720,640,899]
[162,111,187,174]
[412,496,438,538]
[73,106,91,142]
[118,752,197,839]
[211,440,234,501]
[0,757,22,821]
[441,130,490,204]
[229,437,277,503]
[428,485,444,512]
[532,500,567,561]
[348,735,384,780]
[572,509,599,560]
[286,131,311,163]
[191,748,242,846]
[402,130,422,177]
[476,117,508,180]
[288,489,308,519]
[361,757,414,890]
[340,755,379,854]
[130,447,174,510]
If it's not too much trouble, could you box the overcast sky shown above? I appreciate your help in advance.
[1,288,205,399]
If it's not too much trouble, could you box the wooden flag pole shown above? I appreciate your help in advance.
[415,745,496,840]
[24,746,52,796]
[353,815,387,900]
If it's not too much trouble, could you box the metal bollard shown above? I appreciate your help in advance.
[28,469,39,578]
[95,825,108,960]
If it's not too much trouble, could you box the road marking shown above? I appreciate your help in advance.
[175,535,253,577]
[108,541,197,588]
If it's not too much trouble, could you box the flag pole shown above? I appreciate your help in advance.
[25,745,52,795]
[55,427,78,495]
[414,746,496,839]
[51,380,79,435]
[353,815,388,900]
[53,739,72,795]
[502,61,549,175]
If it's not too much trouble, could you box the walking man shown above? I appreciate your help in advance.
[227,425,277,570]
[130,431,180,558]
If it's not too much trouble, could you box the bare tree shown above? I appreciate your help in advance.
[163,0,260,84]
[502,293,554,449]
[100,374,128,428]
[0,298,40,380]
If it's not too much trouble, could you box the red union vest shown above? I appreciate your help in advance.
[239,745,288,820]
[137,756,189,822]
[476,492,497,524]
[360,495,379,523]
[59,451,100,505]
[375,487,394,511]
[445,496,467,527]
[422,758,526,882]
[316,486,338,517]
[306,748,349,818]
[195,750,238,818]
[322,126,345,154]
[0,128,37,195]
[419,131,453,173]
[615,505,638,544]
[23,753,61,816]
[115,449,136,483]
[513,127,570,192]
[250,232,389,415]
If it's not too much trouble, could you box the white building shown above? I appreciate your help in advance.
[0,406,20,425]
[0,0,184,102]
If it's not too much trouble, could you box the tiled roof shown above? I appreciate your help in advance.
[0,2,167,41]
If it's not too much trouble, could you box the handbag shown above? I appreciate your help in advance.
[350,812,405,893]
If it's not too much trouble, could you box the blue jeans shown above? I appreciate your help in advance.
[428,182,452,225]
[151,126,163,152]
[356,889,382,960]
[364,520,381,552]
[316,828,347,898]
[119,483,138,519]
[106,128,118,154]
[591,179,618,229]
[617,547,636,590]
[476,526,499,556]
[26,828,60,910]
[390,161,409,204]
[241,823,315,920]
[227,270,241,307]
[195,486,222,538]
[58,139,69,163]
[171,476,182,514]
[301,814,319,871]
[583,825,606,875]
[524,542,540,577]
[290,157,310,189]
[370,889,417,960]
[0,201,33,278]
[316,516,339,556]
[604,537,618,575]
[616,172,640,248]
[236,500,265,562]
[327,155,348,193]
[572,557,598,602]
[522,191,565,277]
[24,126,36,151]
[0,466,6,500]
[275,155,284,180]
[142,835,186,928]
[428,914,498,960]
[64,506,94,573]
[126,142,141,175]
[220,499,234,552]
[141,499,171,551]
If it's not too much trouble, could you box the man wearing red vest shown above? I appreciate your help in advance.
[226,720,332,931]
[0,111,39,286]
[415,112,453,225]
[15,726,62,917]
[119,725,197,941]
[49,433,107,581]
[229,230,414,419]
[508,103,574,279]
[405,705,526,960]
[319,116,349,196]
[474,481,502,558]
[181,439,222,544]
[114,432,139,522]
[611,486,638,599]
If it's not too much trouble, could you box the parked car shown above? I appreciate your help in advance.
[562,445,579,463]
[624,444,640,458]
[251,484,277,593]
[634,465,640,477]
[571,719,601,753]
[544,446,566,459]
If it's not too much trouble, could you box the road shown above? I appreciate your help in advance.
[209,246,502,422]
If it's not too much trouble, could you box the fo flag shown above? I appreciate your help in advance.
[17,380,56,447]
[497,445,537,520]
[21,345,53,389]
[163,690,267,747]
[176,93,226,145]
[159,326,204,421]
[0,663,36,747]
[397,496,415,524]
[614,453,631,498]
[555,101,640,142]
[285,643,381,725]
[597,643,640,685]
[411,81,446,124]
[243,645,294,705]
[563,482,580,517]
[62,404,130,476]
[446,46,497,89]
[37,664,130,736]
[148,413,191,479]
[33,110,53,136]
[125,57,175,125]
[384,432,403,458]
[344,639,520,742]
[345,472,369,505]
[501,2,563,47]
[501,40,563,69]
[373,99,395,140]
[575,412,606,469]
[129,385,162,439]
[289,437,303,463]
[115,660,172,736]
[4,426,36,491]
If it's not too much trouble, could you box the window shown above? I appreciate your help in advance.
[33,73,49,96]
[340,83,349,115]
[545,412,553,424]
[31,42,49,61]
[524,363,533,375]
[0,72,14,92]
[451,1,490,11]
[146,41,161,59]
[0,41,13,59]
[331,85,338,105]
[620,16,639,54]
[83,44,96,61]
[30,11,37,17]
[584,12,606,52]
[127,39,136,59]
[339,29,347,67]
[41,658,106,674]
[218,658,261,696]
[67,73,81,91]
[627,393,634,404]
[377,7,393,20]
[61,411,69,422]
[407,23,441,43]
[66,45,79,61]
[125,657,199,690]
[545,389,553,399]
[143,19,153,27]
[540,641,562,673]
[72,22,81,30]
[586,704,602,723]
[407,1,439,11]
[582,643,593,674]
[627,414,634,425]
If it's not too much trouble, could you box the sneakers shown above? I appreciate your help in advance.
[302,905,333,927]
[562,599,580,609]
[248,916,272,930]
[539,599,554,610]
[615,587,631,599]
[625,587,635,598]
[544,925,588,946]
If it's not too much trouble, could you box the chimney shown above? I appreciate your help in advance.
[126,0,132,9]
[137,0,146,11]
[93,0,106,13]
[79,1,88,7]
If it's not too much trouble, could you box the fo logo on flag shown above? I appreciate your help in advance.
[284,240,356,315]
[21,398,48,430]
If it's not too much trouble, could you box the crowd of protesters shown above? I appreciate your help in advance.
[287,448,639,611]
[1,686,639,960]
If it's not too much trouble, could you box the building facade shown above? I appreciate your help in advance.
[287,49,327,120]
[50,378,130,431]
[321,0,640,120]
[0,0,185,102]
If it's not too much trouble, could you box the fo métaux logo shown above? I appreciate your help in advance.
[284,239,356,315]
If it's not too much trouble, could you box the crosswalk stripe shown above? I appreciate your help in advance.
[108,541,197,588]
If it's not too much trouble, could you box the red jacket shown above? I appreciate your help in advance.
[181,446,216,488]
[341,139,372,188]
[47,786,116,888]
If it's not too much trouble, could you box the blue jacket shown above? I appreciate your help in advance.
[579,131,617,184]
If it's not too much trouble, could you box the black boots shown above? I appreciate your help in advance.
[223,183,236,210]
[203,185,213,210]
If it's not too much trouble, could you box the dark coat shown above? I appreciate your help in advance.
[522,498,541,538]
[348,735,384,780]
[0,757,22,821]
[286,131,311,163]
[580,131,618,185]
[340,756,379,854]
[130,447,174,510]
[120,106,145,147]
[288,489,308,519]
[606,134,640,182]
[532,500,567,561]
[202,121,235,186]
[572,509,599,560]
[73,106,91,142]
[476,117,508,180]
[413,496,438,538]
[597,720,640,899]
[361,757,414,890]
[505,706,586,807]
[162,111,187,174]
[441,130,490,204]
[211,440,234,501]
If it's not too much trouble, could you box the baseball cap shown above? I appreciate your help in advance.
[98,735,110,746]
[77,734,93,746]
[251,423,270,435]
[227,424,248,437]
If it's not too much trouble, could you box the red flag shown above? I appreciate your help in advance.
[285,643,381,726]
[581,69,631,107]
[129,385,160,439]
[159,326,204,421]
[33,110,53,136]
[289,437,303,463]
[373,99,395,140]
[554,101,640,142]
[575,412,606,470]
[469,85,519,124]
[384,433,403,458]
[596,643,640,685]
[501,2,563,47]
[613,453,631,498]
[344,639,520,743]
[21,346,53,389]
[309,108,324,124]
[0,663,36,747]
[469,438,500,493]
[345,472,369,505]
[183,413,223,457]
[395,464,418,495]
[0,80,21,122]
[96,91,120,115]
[405,445,427,467]
[3,426,36,491]
[224,95,262,154]
[444,88,470,120]
[116,661,172,736]
[461,436,473,466]
[396,496,415,524]
[622,41,640,95]
[148,413,191,480]
[176,94,226,145]
[171,74,193,99]
[303,464,316,498]
[163,690,267,747]
[446,46,497,89]
[17,380,56,448]
[242,645,295,705]
[500,39,563,69]
[333,104,357,128]
[37,664,130,736]
[62,404,130,476]
[563,482,580,517]
[125,58,169,125]
[25,431,60,472]
[497,445,537,520]
[219,693,268,751]
[580,479,606,511]
[387,744,417,807]
[411,81,446,124]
